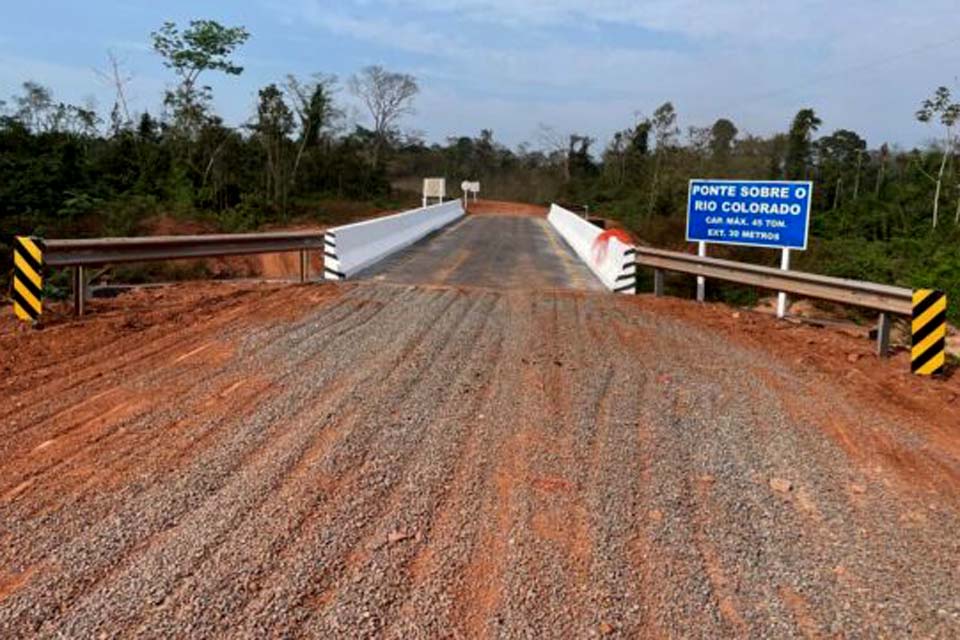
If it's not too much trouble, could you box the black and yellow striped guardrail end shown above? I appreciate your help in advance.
[12,236,43,323]
[911,289,947,375]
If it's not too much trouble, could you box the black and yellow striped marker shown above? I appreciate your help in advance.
[911,289,947,375]
[12,236,43,323]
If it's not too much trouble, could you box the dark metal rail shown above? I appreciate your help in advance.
[44,231,325,315]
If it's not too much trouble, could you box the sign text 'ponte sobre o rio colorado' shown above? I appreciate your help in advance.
[686,179,813,250]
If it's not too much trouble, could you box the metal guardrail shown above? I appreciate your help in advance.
[21,231,922,359]
[44,231,326,316]
[635,246,914,356]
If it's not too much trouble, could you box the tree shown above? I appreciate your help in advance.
[784,108,822,179]
[285,74,341,187]
[348,65,418,166]
[604,131,628,186]
[537,124,572,182]
[817,129,866,209]
[647,102,679,215]
[96,51,135,136]
[9,81,99,136]
[709,118,738,158]
[916,86,960,227]
[252,84,294,210]
[628,118,652,157]
[567,134,595,179]
[13,81,54,132]
[151,20,250,137]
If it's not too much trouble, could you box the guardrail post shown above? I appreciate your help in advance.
[73,266,85,317]
[653,269,664,297]
[299,249,308,283]
[876,312,891,357]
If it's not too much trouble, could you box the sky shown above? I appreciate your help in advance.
[2,1,960,152]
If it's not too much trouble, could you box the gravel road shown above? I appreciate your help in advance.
[1,275,959,638]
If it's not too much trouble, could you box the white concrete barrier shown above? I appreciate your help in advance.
[324,200,465,279]
[547,204,637,293]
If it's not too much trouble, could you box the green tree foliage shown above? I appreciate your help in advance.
[709,118,738,159]
[817,129,866,210]
[784,108,822,179]
[915,86,960,227]
[251,84,295,211]
[151,21,249,132]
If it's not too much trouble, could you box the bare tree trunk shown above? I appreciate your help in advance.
[202,138,229,188]
[875,162,884,196]
[647,152,661,218]
[290,129,310,189]
[933,149,948,228]
[832,177,842,211]
[853,151,862,199]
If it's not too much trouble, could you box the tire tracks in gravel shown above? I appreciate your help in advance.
[616,299,960,638]
[0,287,294,437]
[0,288,342,504]
[18,286,468,637]
[226,288,496,637]
[0,287,388,635]
[171,292,496,640]
[298,293,503,637]
[0,290,367,569]
[2,281,959,637]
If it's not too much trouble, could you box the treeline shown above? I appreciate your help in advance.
[1,19,958,321]
[407,100,960,319]
[0,21,405,242]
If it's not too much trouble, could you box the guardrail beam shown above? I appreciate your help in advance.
[635,249,913,316]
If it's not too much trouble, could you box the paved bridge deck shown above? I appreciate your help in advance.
[357,214,604,291]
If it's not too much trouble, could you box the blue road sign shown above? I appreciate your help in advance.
[686,179,813,250]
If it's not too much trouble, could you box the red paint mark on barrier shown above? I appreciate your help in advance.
[591,229,633,266]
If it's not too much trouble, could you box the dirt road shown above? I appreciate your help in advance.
[1,212,960,638]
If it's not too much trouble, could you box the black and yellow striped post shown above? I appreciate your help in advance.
[911,289,947,375]
[12,236,43,323]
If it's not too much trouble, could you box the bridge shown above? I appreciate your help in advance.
[1,199,958,637]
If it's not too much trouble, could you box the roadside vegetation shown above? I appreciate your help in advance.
[1,19,957,320]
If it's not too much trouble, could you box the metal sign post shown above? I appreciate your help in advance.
[460,180,480,206]
[776,248,791,318]
[696,241,706,302]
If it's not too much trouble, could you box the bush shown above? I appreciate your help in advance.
[99,194,160,237]
[215,193,272,232]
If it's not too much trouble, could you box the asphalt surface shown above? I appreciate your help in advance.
[1,213,959,638]
[358,215,605,291]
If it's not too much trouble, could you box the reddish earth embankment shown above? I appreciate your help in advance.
[467,199,548,217]
[1,278,958,637]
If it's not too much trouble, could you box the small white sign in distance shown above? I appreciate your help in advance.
[423,178,446,199]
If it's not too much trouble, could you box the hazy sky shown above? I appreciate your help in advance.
[2,1,959,151]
